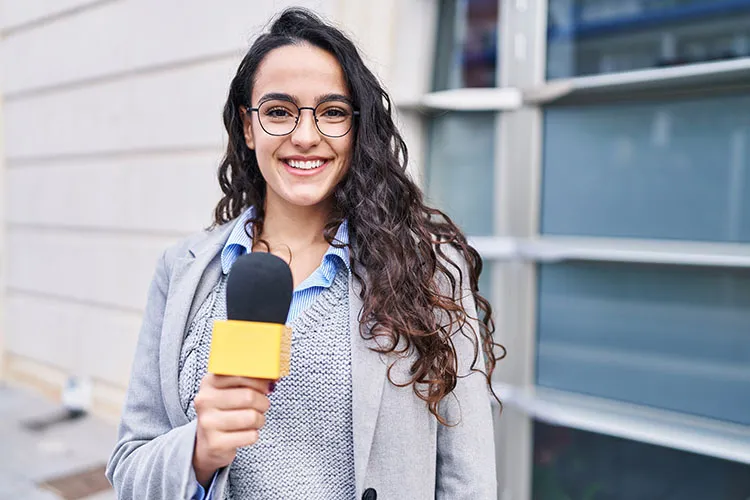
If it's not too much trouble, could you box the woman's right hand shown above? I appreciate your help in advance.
[192,373,272,487]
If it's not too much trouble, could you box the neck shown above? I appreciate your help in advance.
[261,194,332,248]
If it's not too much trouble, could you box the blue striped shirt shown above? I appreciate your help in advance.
[195,207,350,500]
[220,207,350,323]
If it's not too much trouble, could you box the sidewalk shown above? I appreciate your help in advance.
[0,382,117,500]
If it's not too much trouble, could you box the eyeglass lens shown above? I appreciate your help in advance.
[256,100,355,137]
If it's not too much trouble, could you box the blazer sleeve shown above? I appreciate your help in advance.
[435,248,498,500]
[105,250,230,499]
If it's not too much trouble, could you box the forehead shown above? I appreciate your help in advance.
[252,44,348,103]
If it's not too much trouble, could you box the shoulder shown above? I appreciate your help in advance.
[436,243,467,268]
[434,242,473,295]
[160,220,238,274]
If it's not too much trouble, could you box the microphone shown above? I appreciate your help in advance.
[207,252,294,379]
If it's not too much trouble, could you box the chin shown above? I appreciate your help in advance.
[282,191,331,208]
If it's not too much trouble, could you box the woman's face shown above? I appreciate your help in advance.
[243,44,354,211]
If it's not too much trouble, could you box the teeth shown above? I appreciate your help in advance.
[288,159,325,170]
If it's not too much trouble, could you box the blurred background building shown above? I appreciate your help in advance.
[1,0,749,499]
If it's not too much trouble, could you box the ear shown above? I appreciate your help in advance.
[240,106,255,150]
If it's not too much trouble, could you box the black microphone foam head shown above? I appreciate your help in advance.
[225,252,293,324]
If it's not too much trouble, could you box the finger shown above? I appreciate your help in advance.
[211,409,266,432]
[208,374,273,393]
[220,429,261,450]
[210,387,271,412]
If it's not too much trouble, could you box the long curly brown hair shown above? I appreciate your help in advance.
[213,8,504,423]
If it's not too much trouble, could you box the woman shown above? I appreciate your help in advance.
[106,7,502,500]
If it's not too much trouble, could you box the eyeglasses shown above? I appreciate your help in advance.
[249,99,360,138]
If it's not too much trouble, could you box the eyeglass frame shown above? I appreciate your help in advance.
[247,97,360,138]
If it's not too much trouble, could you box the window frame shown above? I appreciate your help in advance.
[395,1,750,499]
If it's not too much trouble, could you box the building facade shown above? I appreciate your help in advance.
[1,1,750,499]
[423,1,750,499]
[0,0,409,411]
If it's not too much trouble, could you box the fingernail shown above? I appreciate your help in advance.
[268,382,276,394]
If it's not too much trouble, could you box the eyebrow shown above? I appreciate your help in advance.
[257,92,353,106]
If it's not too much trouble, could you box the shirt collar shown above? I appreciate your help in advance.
[221,207,350,275]
[323,219,350,272]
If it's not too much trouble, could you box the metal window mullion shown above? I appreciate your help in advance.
[470,236,750,268]
[494,382,750,466]
[491,1,549,500]
[413,87,523,111]
[524,56,750,106]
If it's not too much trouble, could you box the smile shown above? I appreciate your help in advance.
[286,159,326,170]
[282,158,331,176]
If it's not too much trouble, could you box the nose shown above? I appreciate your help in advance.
[290,108,321,149]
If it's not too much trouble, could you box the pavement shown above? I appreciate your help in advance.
[0,382,117,500]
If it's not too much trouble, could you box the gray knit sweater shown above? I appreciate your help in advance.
[178,269,355,499]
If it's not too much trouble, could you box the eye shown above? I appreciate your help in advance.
[265,107,293,119]
[317,104,352,122]
[322,107,347,118]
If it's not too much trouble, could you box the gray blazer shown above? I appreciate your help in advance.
[106,218,497,500]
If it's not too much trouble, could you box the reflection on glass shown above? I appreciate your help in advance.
[433,0,499,90]
[426,112,495,236]
[547,0,750,79]
[533,422,750,500]
[537,262,750,425]
[542,94,750,243]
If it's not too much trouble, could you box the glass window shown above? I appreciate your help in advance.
[547,0,750,79]
[541,94,750,243]
[536,262,750,425]
[478,262,493,303]
[433,0,499,90]
[533,422,750,500]
[425,112,496,236]
[428,2,499,300]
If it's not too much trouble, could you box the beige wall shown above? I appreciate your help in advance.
[0,0,434,420]
[0,56,5,382]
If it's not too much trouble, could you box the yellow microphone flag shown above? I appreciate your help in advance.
[207,320,292,379]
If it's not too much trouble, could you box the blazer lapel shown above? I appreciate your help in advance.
[159,222,238,426]
[349,271,388,495]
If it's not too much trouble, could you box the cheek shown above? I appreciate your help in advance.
[253,135,282,167]
[335,138,354,167]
